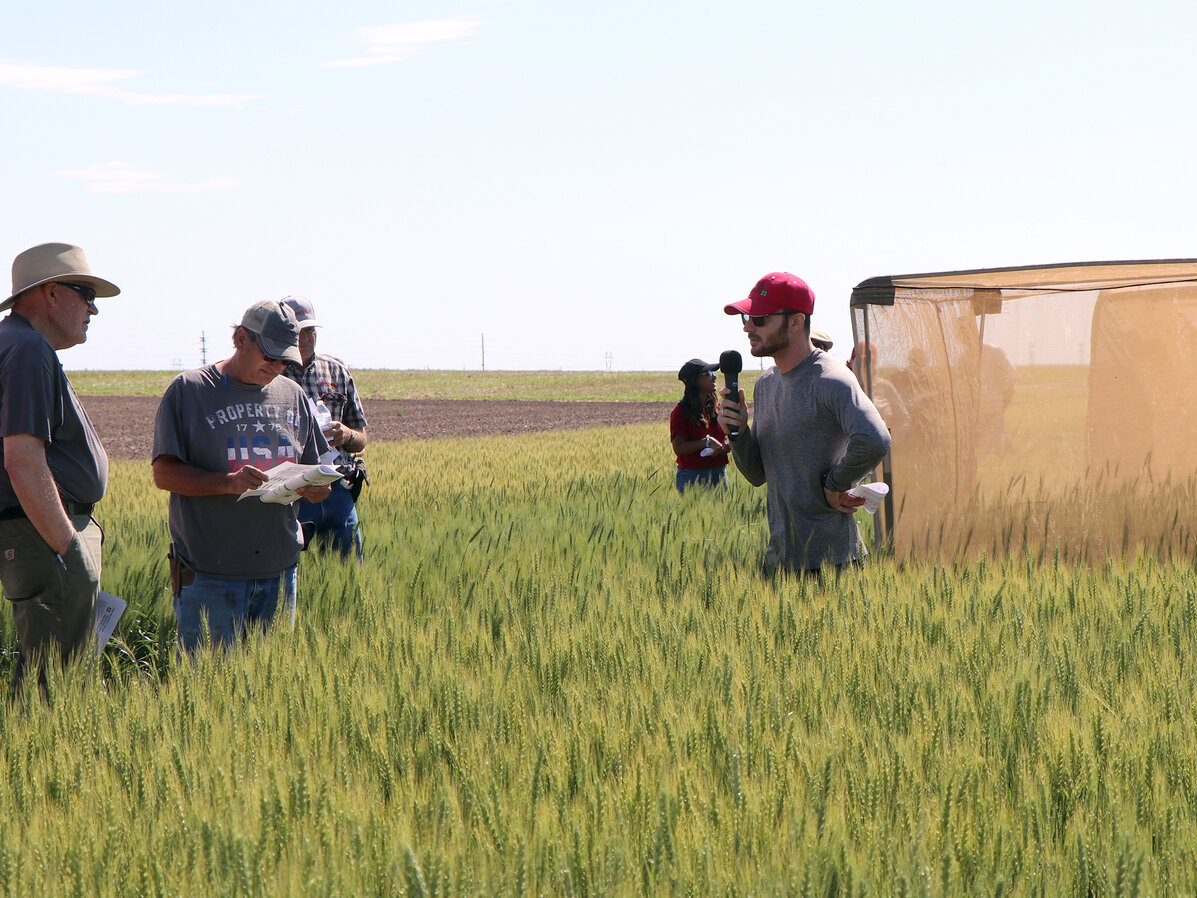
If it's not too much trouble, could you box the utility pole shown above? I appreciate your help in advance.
[200,331,207,365]
[604,352,613,372]
[481,334,486,371]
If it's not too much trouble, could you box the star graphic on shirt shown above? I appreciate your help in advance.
[254,422,266,433]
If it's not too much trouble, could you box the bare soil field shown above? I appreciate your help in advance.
[87,396,674,461]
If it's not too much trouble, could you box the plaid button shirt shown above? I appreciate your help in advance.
[283,353,367,465]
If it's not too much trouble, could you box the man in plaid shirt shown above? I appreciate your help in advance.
[280,296,368,560]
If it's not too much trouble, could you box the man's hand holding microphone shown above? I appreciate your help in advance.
[715,350,747,440]
[712,348,866,513]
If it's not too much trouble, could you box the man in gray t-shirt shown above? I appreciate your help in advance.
[0,243,119,690]
[718,272,891,574]
[152,300,331,651]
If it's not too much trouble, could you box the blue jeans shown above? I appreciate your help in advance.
[297,485,362,560]
[675,467,728,494]
[174,565,297,653]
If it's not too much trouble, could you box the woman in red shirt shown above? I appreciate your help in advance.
[670,358,730,494]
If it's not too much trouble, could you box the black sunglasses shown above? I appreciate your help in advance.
[259,344,289,365]
[740,311,793,327]
[246,331,289,365]
[56,282,97,305]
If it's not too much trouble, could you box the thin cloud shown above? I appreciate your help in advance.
[51,162,244,195]
[322,15,489,68]
[0,63,263,108]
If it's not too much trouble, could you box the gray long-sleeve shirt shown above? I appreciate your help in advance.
[730,349,891,571]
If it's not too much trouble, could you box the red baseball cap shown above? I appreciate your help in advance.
[724,272,815,317]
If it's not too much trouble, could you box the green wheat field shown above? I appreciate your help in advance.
[0,379,1194,894]
[64,369,765,402]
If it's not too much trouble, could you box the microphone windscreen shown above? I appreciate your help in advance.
[719,350,742,375]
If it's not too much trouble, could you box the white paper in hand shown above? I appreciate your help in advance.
[237,463,343,505]
[847,481,890,515]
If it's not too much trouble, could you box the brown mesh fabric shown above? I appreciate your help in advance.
[1088,285,1197,484]
[851,261,1197,560]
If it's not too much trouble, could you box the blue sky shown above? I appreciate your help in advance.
[4,0,1197,371]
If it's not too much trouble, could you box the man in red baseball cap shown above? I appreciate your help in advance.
[718,272,891,576]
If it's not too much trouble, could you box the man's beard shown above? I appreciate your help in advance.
[750,326,791,358]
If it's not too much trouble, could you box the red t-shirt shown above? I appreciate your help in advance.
[670,403,728,470]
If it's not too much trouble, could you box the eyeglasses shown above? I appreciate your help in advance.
[259,344,288,365]
[740,311,793,327]
[246,331,288,365]
[56,282,97,305]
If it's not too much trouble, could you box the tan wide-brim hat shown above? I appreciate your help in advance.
[4,242,121,312]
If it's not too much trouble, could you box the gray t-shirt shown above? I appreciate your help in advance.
[0,313,107,508]
[152,365,328,578]
[731,349,891,571]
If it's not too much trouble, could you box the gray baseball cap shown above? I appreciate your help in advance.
[240,300,302,366]
[280,295,321,329]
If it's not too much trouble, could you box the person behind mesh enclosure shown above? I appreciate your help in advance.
[849,341,910,443]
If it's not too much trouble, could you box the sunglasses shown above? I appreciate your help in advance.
[246,331,289,365]
[260,344,292,365]
[740,311,793,327]
[57,282,97,305]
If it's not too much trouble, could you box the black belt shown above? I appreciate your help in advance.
[0,501,94,521]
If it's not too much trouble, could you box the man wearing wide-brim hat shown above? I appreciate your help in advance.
[0,242,120,689]
[810,328,834,352]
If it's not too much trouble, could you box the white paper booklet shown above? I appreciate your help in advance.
[93,590,126,653]
[236,463,343,505]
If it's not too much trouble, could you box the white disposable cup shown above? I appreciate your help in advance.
[848,482,890,515]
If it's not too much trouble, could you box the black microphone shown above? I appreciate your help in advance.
[719,349,743,438]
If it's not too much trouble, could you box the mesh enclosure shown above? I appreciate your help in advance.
[850,261,1197,560]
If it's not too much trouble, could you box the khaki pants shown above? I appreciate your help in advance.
[0,514,102,684]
